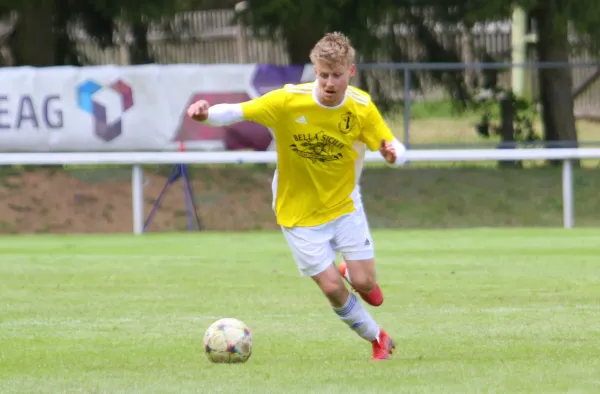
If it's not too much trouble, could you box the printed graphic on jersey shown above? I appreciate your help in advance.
[338,111,357,134]
[290,131,344,163]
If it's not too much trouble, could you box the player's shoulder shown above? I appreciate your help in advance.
[283,82,315,95]
[346,86,373,107]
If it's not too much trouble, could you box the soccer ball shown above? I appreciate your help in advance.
[204,318,253,364]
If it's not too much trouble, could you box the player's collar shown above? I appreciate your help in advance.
[312,81,348,109]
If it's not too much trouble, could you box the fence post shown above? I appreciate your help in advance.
[562,159,574,228]
[132,164,144,235]
[403,67,411,149]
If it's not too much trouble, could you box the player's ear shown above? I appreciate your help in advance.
[349,63,356,77]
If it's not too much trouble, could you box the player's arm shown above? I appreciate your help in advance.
[359,101,407,165]
[187,89,284,128]
[203,103,244,126]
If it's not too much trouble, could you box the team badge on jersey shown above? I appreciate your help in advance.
[338,111,357,134]
[290,131,344,163]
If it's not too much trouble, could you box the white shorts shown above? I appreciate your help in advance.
[281,205,374,277]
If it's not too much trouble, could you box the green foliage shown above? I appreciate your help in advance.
[474,88,541,142]
[561,0,600,53]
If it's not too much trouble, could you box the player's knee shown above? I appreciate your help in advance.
[311,263,349,307]
[317,277,347,306]
[321,280,347,303]
[350,272,376,293]
[345,258,377,292]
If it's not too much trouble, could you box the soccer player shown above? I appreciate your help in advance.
[187,32,407,360]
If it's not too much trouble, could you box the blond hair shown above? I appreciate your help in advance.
[309,32,356,66]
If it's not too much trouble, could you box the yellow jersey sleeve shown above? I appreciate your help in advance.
[359,100,396,151]
[240,88,286,128]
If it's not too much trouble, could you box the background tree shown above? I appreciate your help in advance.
[0,0,227,67]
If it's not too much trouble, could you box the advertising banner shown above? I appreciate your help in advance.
[0,63,314,152]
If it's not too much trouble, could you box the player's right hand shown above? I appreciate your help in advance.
[187,100,210,122]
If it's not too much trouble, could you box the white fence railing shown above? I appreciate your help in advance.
[1,147,598,234]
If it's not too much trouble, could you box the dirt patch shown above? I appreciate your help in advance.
[0,166,277,234]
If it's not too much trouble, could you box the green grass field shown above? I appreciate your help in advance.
[1,230,599,393]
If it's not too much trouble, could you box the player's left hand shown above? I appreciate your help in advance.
[379,139,397,164]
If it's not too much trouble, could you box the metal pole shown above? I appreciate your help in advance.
[403,67,411,149]
[132,164,144,235]
[562,159,574,228]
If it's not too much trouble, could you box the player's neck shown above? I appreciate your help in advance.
[318,96,343,107]
[313,86,347,109]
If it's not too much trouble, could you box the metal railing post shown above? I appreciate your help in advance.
[132,164,144,235]
[562,159,574,228]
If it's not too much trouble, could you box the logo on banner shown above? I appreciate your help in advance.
[76,79,133,142]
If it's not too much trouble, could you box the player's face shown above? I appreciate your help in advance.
[314,60,355,107]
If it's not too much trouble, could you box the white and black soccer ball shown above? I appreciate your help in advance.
[204,318,253,364]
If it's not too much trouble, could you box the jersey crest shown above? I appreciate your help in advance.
[338,111,357,134]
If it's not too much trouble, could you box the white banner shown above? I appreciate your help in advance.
[0,63,314,152]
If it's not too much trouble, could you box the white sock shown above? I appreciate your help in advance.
[333,293,380,342]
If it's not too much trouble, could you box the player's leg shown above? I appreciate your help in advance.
[311,265,394,360]
[338,258,383,304]
[281,225,393,359]
[330,208,395,359]
[310,264,381,341]
[334,206,384,307]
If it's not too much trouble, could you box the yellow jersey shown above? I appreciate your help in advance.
[241,82,395,228]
